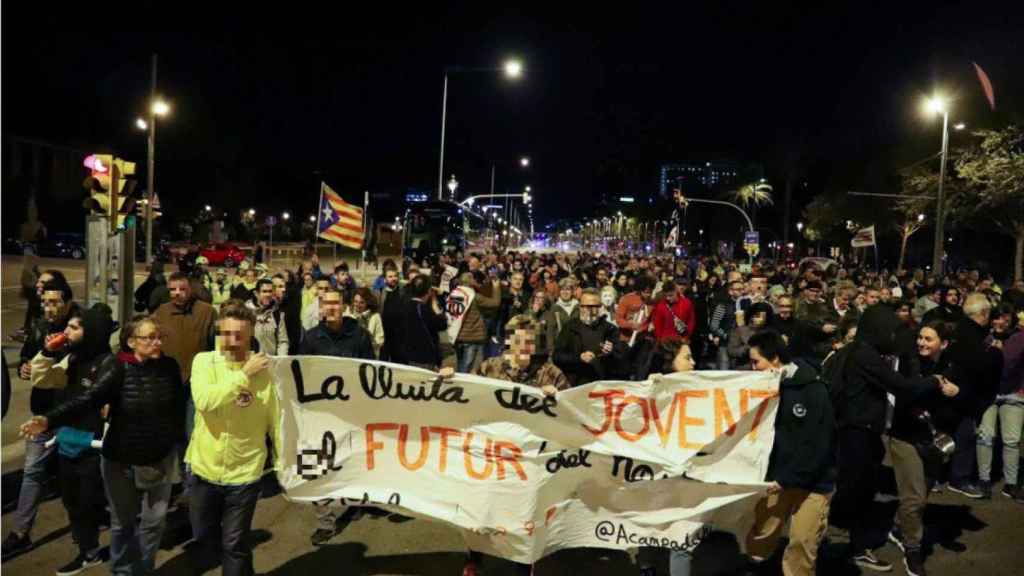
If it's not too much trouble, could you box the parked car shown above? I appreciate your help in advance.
[180,243,247,268]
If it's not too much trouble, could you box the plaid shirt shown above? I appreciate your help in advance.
[476,357,569,391]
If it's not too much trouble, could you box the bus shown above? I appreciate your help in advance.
[402,201,492,258]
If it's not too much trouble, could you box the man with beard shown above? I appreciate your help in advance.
[248,279,289,356]
[554,288,628,387]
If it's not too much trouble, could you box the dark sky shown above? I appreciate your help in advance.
[4,2,1022,230]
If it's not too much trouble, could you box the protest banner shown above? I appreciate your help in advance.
[270,357,779,563]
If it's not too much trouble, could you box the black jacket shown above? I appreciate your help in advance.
[281,281,304,355]
[379,286,407,362]
[299,318,375,360]
[828,305,941,433]
[766,362,836,492]
[948,316,1003,419]
[21,309,78,415]
[553,319,628,387]
[397,298,447,367]
[47,354,185,466]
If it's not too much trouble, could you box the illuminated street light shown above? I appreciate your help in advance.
[448,175,459,198]
[917,213,925,222]
[204,205,212,212]
[282,211,290,220]
[953,122,966,131]
[796,221,804,232]
[248,208,256,216]
[152,100,170,116]
[504,59,523,78]
[135,118,148,130]
[923,95,947,116]
[309,215,316,223]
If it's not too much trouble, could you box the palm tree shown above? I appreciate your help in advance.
[726,180,774,227]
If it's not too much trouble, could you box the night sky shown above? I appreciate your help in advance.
[4,2,1022,232]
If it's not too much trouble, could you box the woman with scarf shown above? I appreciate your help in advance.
[21,315,185,576]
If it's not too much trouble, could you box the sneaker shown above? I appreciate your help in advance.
[904,549,927,576]
[949,482,985,499]
[310,528,337,546]
[56,551,105,576]
[887,528,905,553]
[853,550,893,572]
[1001,484,1018,499]
[930,482,945,494]
[979,480,992,500]
[1,531,32,557]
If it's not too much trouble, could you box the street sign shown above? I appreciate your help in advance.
[266,215,278,227]
[744,231,760,256]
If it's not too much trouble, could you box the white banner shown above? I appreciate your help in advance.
[850,225,876,248]
[270,358,779,564]
[444,285,475,342]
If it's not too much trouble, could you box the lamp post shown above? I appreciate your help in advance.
[924,95,950,275]
[437,58,523,200]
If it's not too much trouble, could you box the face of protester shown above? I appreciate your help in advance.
[272,278,286,300]
[511,273,524,291]
[321,292,344,327]
[130,320,163,360]
[170,278,192,307]
[218,317,252,362]
[880,287,892,303]
[929,289,942,304]
[917,326,947,361]
[728,282,743,301]
[335,270,349,286]
[352,293,368,314]
[665,289,678,305]
[558,285,575,303]
[776,298,794,321]
[579,294,602,325]
[468,257,481,272]
[315,279,330,299]
[64,317,85,346]
[531,292,547,313]
[385,269,400,289]
[245,270,257,284]
[991,313,1012,335]
[865,289,880,307]
[896,305,912,324]
[600,288,616,308]
[303,274,314,288]
[749,346,781,372]
[35,272,54,297]
[616,275,629,289]
[41,289,69,323]
[504,328,537,369]
[597,269,609,286]
[672,344,695,373]
[258,283,274,307]
[835,293,850,311]
[945,289,960,306]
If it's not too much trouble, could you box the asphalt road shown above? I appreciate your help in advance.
[1,256,1022,575]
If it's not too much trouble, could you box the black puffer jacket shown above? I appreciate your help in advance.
[47,353,185,466]
[21,308,78,415]
[299,318,375,359]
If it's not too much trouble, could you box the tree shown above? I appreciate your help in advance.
[893,169,936,273]
[953,126,1024,281]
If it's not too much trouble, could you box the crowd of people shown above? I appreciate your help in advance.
[4,246,1023,576]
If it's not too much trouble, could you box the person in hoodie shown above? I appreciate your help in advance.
[22,314,184,576]
[25,304,115,575]
[554,288,629,387]
[745,330,835,576]
[825,304,959,572]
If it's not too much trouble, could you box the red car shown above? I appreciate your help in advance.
[198,243,247,267]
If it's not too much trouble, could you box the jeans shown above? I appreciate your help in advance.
[181,389,196,495]
[484,316,502,359]
[715,346,730,370]
[455,343,485,374]
[951,417,977,485]
[11,431,56,536]
[59,452,104,557]
[669,551,692,576]
[101,457,173,576]
[978,396,1024,485]
[190,476,261,576]
[837,427,884,552]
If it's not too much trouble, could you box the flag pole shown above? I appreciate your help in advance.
[361,190,369,269]
[315,181,324,264]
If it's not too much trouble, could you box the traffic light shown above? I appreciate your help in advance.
[82,154,137,233]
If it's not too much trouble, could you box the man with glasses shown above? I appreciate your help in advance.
[554,288,628,387]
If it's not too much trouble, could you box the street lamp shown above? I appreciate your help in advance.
[309,215,316,223]
[520,156,530,167]
[917,213,925,223]
[204,205,212,212]
[923,93,951,274]
[249,208,256,216]
[135,118,148,130]
[282,211,290,221]
[151,100,171,116]
[447,175,459,200]
[437,58,524,200]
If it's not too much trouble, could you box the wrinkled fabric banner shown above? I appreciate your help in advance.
[270,357,779,563]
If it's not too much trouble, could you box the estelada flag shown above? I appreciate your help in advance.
[318,183,364,249]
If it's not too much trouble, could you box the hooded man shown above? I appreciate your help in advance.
[28,304,115,574]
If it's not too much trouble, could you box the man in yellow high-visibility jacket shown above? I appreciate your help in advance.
[186,299,280,576]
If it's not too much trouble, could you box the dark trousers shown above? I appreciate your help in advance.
[190,476,261,576]
[837,427,885,552]
[59,452,105,556]
[951,417,977,485]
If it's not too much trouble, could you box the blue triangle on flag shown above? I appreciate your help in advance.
[319,195,339,233]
